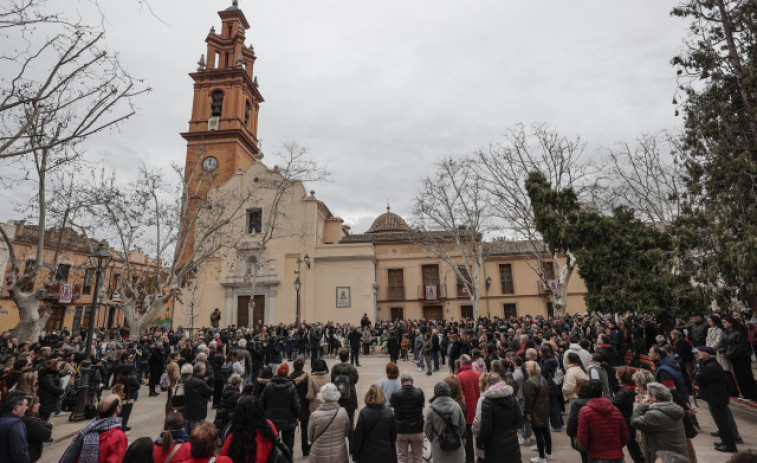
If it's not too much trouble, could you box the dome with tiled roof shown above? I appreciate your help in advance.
[366,206,411,233]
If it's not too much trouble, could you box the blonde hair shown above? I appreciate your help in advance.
[525,360,541,376]
[364,384,386,407]
[16,371,37,394]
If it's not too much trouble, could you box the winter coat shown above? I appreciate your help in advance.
[610,385,636,428]
[389,384,425,434]
[166,360,180,388]
[149,347,164,378]
[689,320,708,349]
[183,374,213,421]
[477,383,523,463]
[153,442,193,463]
[424,396,466,463]
[260,375,300,431]
[562,343,590,368]
[22,416,51,462]
[565,398,589,439]
[523,373,550,428]
[694,357,730,405]
[290,370,311,422]
[472,358,487,374]
[457,364,480,424]
[330,363,359,412]
[37,367,63,417]
[386,336,399,356]
[577,398,629,460]
[540,357,560,393]
[307,403,350,463]
[214,385,241,428]
[706,326,730,371]
[631,401,688,463]
[350,405,397,463]
[0,414,29,463]
[562,364,589,400]
[723,327,751,360]
[306,371,331,413]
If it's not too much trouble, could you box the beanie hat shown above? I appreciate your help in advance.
[433,381,451,398]
[277,364,289,376]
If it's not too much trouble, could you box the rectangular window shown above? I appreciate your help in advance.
[391,307,403,321]
[421,264,439,285]
[246,207,262,234]
[55,264,71,283]
[543,262,556,281]
[82,268,95,295]
[387,269,404,299]
[456,266,470,297]
[461,305,473,319]
[499,264,514,294]
[503,303,517,318]
[546,302,554,318]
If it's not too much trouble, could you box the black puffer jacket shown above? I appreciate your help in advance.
[566,397,589,438]
[478,384,523,463]
[23,416,52,462]
[389,384,425,434]
[214,384,241,428]
[183,374,213,420]
[351,404,397,463]
[260,374,300,431]
[37,367,63,417]
[610,385,636,431]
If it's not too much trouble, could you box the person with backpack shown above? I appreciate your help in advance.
[330,350,359,432]
[424,381,465,463]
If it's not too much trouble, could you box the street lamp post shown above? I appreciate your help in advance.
[70,242,112,421]
[294,254,310,326]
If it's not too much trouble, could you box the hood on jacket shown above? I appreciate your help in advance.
[270,375,294,391]
[649,401,685,420]
[586,397,616,415]
[483,382,514,399]
[429,396,460,415]
[567,343,583,353]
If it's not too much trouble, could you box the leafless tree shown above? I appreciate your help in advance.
[603,132,685,227]
[477,123,597,317]
[0,0,147,160]
[412,157,490,320]
[89,157,252,335]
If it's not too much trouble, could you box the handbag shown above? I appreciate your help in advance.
[267,429,293,463]
[159,372,170,390]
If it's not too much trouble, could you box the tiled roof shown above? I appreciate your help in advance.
[15,225,101,253]
[485,240,547,256]
[366,208,412,234]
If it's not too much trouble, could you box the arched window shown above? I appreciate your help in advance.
[210,90,224,117]
[244,101,251,126]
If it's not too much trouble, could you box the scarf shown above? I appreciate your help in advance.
[154,428,190,446]
[59,417,122,463]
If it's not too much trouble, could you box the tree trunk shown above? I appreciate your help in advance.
[11,290,42,342]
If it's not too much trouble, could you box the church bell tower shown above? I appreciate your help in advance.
[181,0,264,190]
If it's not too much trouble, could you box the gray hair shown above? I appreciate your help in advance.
[460,354,472,365]
[317,383,341,403]
[180,363,194,375]
[238,339,247,349]
[632,368,655,388]
[193,362,206,375]
[195,353,207,362]
[400,373,414,384]
[646,382,672,402]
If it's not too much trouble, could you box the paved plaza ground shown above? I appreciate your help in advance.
[40,353,757,463]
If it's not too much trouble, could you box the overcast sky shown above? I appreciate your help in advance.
[2,0,688,235]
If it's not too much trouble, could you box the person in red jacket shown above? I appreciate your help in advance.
[577,380,629,463]
[456,354,480,463]
[219,395,278,463]
[58,394,128,463]
[153,412,192,463]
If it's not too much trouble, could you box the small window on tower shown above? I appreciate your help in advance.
[245,101,251,126]
[246,207,262,234]
[210,91,224,118]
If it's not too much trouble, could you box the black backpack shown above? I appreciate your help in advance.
[334,374,351,401]
[429,407,462,451]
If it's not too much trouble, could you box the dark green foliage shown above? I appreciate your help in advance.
[671,0,757,308]
[526,172,706,316]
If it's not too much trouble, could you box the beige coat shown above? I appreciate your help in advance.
[307,403,350,463]
[306,371,331,413]
[562,363,589,400]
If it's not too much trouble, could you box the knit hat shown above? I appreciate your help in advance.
[433,381,451,398]
[277,364,289,376]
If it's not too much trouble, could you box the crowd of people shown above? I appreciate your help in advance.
[0,309,756,462]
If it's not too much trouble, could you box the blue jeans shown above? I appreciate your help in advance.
[432,352,439,371]
[518,398,531,438]
[549,393,564,429]
[186,419,204,434]
[425,355,433,374]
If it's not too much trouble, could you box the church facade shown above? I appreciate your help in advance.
[171,3,587,329]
